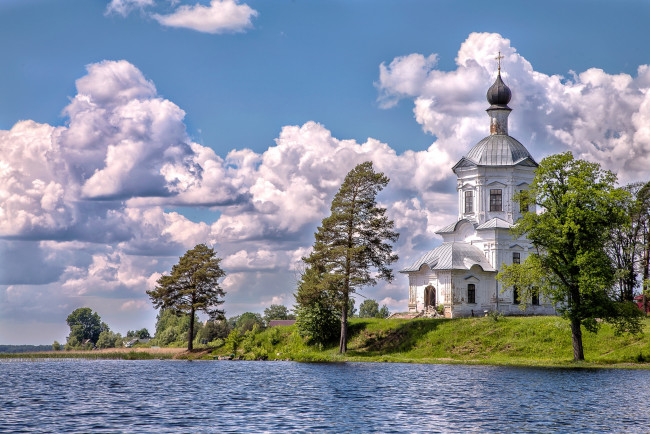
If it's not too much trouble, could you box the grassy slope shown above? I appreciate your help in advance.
[214,316,650,368]
[5,317,649,367]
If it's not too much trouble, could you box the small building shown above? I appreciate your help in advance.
[400,65,556,318]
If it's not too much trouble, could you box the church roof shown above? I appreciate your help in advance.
[435,218,475,235]
[454,134,538,169]
[400,242,495,273]
[476,217,514,230]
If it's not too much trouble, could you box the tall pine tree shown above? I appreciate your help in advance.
[304,161,398,353]
[147,244,226,351]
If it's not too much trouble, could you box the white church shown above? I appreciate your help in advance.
[400,65,556,318]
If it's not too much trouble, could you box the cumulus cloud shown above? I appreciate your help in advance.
[376,32,650,182]
[153,0,258,34]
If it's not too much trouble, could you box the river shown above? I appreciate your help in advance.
[1,359,647,432]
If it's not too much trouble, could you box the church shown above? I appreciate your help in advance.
[400,63,556,318]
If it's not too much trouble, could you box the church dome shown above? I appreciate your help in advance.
[465,134,536,166]
[486,72,511,109]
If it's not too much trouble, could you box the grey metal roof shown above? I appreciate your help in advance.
[435,218,475,235]
[400,242,495,273]
[463,134,537,167]
[476,217,513,230]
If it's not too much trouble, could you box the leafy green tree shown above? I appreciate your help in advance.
[263,304,295,324]
[147,244,226,351]
[347,298,357,318]
[197,320,230,343]
[225,330,243,353]
[359,299,390,318]
[52,341,61,351]
[233,312,264,332]
[359,299,379,318]
[294,265,341,345]
[152,308,202,346]
[96,330,123,349]
[126,328,151,339]
[304,161,399,353]
[498,152,643,361]
[607,182,650,301]
[66,307,106,347]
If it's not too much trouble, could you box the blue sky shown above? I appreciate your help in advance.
[1,0,650,344]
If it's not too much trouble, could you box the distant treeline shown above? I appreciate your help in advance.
[0,345,52,353]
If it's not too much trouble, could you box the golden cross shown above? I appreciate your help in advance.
[495,51,504,73]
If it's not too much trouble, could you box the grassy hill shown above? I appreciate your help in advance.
[211,315,650,368]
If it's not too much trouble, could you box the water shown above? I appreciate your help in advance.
[0,360,648,433]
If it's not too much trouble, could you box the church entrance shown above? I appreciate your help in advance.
[424,285,436,309]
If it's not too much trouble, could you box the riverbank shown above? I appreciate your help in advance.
[210,315,650,369]
[3,316,649,368]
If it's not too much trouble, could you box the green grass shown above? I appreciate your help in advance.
[5,317,649,367]
[210,316,650,368]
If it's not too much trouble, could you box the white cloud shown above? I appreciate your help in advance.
[153,0,258,34]
[105,0,155,17]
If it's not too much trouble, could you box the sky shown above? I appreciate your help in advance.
[2,0,650,344]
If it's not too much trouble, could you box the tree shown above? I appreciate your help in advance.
[263,304,295,325]
[347,298,357,318]
[233,312,264,332]
[498,152,643,361]
[52,341,61,351]
[127,328,151,339]
[359,299,379,318]
[197,320,230,343]
[377,305,390,319]
[152,308,201,347]
[147,244,226,351]
[304,161,399,353]
[607,182,650,301]
[66,307,106,347]
[294,264,341,345]
[96,330,123,349]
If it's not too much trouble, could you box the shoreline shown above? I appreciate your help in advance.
[2,348,649,370]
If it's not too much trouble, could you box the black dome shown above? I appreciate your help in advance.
[486,72,511,109]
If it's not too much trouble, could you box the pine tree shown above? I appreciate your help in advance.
[147,244,226,351]
[304,161,398,353]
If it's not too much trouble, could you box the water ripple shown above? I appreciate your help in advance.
[0,360,648,432]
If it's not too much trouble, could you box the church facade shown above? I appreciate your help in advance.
[400,68,556,318]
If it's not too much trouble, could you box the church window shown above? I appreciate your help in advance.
[464,190,474,213]
[489,189,502,211]
[513,285,520,304]
[520,189,529,213]
[513,252,520,265]
[467,284,476,304]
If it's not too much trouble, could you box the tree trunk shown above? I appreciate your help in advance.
[188,307,195,351]
[339,292,349,354]
[570,317,584,361]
